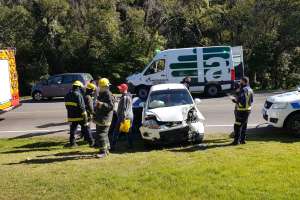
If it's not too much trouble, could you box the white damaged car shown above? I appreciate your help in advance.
[140,84,205,144]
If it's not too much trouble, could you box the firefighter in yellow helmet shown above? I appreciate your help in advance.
[94,78,114,158]
[64,81,94,147]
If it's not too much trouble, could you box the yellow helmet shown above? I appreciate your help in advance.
[87,83,96,91]
[72,80,84,88]
[99,78,110,87]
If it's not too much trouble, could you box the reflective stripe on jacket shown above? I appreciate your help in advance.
[236,85,254,111]
[65,89,86,122]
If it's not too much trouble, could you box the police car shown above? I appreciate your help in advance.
[262,86,300,134]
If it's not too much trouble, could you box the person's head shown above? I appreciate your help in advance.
[185,76,191,82]
[240,76,249,87]
[98,78,111,92]
[72,80,84,91]
[86,83,97,95]
[117,83,128,94]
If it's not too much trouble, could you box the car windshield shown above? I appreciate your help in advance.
[148,89,193,109]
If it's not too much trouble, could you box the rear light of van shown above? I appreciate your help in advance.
[231,68,236,80]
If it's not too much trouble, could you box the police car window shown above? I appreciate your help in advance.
[49,76,62,85]
[144,59,165,75]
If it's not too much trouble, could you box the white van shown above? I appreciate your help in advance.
[127,46,244,99]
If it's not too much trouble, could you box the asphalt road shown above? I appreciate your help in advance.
[0,93,274,138]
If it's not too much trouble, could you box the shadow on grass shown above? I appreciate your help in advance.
[9,129,68,139]
[15,141,65,149]
[1,148,54,154]
[169,126,300,153]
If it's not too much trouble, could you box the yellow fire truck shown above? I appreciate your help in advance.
[0,49,20,113]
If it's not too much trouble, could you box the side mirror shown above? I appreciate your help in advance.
[194,98,201,104]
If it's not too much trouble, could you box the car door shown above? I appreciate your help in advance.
[43,75,63,97]
[143,59,168,85]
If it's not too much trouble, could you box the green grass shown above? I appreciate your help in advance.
[1,131,300,200]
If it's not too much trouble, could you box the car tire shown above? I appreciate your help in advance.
[205,85,220,97]
[285,113,300,135]
[137,86,149,100]
[193,133,204,144]
[32,91,43,101]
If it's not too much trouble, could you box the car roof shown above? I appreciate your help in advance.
[51,73,89,76]
[150,83,187,92]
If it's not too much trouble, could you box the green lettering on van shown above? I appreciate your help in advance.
[170,62,197,69]
[204,61,230,68]
[203,53,230,60]
[203,47,230,53]
[178,55,197,62]
[171,70,198,77]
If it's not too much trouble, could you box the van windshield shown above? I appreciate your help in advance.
[148,89,193,109]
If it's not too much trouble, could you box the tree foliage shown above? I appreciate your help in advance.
[0,0,299,94]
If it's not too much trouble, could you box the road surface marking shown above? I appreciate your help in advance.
[0,129,66,133]
[205,124,258,127]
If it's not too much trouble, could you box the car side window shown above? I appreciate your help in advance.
[62,75,76,84]
[144,59,165,75]
[48,76,62,85]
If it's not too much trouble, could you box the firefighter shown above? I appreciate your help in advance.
[64,81,94,147]
[231,77,254,145]
[94,78,114,158]
[84,83,97,140]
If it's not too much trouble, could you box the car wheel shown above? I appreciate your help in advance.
[32,91,43,101]
[137,86,149,100]
[285,113,300,135]
[205,85,220,97]
[193,133,204,144]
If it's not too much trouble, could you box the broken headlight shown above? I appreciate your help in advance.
[187,107,199,123]
[144,115,160,129]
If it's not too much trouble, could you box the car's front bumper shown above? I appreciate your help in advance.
[140,122,204,144]
[262,108,287,128]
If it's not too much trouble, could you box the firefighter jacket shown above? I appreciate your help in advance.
[84,93,95,121]
[65,89,87,122]
[94,89,114,126]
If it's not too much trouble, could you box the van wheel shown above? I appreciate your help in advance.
[205,85,220,97]
[193,133,204,144]
[137,86,149,100]
[32,91,43,101]
[285,113,300,135]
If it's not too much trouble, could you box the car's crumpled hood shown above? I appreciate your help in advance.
[267,91,300,103]
[146,105,205,122]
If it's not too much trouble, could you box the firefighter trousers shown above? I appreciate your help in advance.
[234,111,251,143]
[95,125,111,153]
[70,121,94,145]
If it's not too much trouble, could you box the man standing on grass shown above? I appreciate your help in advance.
[94,78,114,158]
[111,83,134,150]
[64,81,94,147]
[231,77,254,145]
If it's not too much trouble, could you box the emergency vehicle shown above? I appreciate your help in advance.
[262,86,300,134]
[0,49,20,113]
[126,46,244,99]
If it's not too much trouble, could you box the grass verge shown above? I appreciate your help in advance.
[0,130,300,200]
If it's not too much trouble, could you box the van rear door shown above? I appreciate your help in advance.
[232,46,244,80]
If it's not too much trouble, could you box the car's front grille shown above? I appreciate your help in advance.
[159,127,189,143]
[264,101,273,109]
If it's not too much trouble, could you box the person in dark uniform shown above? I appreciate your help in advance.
[181,76,192,89]
[83,83,97,141]
[94,78,114,158]
[64,81,94,147]
[231,77,254,145]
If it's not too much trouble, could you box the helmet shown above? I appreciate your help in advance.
[99,78,110,87]
[86,83,96,91]
[72,80,84,88]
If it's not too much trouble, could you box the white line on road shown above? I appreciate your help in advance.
[0,129,66,133]
[205,124,258,127]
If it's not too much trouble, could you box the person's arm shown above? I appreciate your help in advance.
[86,96,95,115]
[78,94,88,123]
[97,91,114,111]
